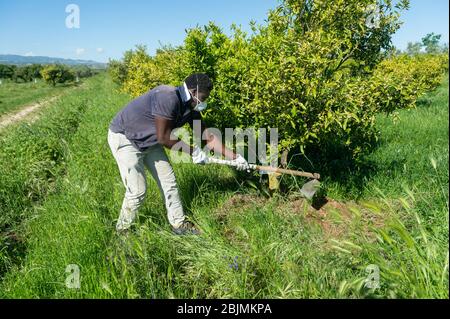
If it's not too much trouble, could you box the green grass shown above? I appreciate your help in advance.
[0,75,102,279]
[0,74,447,298]
[328,75,449,199]
[0,79,73,116]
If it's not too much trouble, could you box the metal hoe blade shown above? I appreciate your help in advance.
[300,179,321,200]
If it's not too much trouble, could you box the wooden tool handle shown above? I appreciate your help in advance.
[207,157,320,179]
[255,165,321,179]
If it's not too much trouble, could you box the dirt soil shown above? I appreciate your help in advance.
[0,96,60,130]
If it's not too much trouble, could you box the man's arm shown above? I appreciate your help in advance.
[197,122,250,171]
[156,117,243,165]
[155,116,193,154]
[202,125,249,171]
[201,124,237,160]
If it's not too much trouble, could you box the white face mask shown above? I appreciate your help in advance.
[194,100,208,112]
[190,84,208,112]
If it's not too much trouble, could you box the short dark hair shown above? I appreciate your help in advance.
[185,73,213,93]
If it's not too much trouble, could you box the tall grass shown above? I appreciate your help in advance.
[0,75,447,298]
[0,76,103,278]
[336,182,448,298]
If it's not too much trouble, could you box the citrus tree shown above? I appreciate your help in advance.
[40,65,75,86]
[114,0,447,161]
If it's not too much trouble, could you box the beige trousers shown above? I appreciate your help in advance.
[107,129,186,231]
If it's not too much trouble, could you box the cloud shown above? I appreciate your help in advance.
[75,48,85,56]
[96,48,104,53]
[24,52,34,57]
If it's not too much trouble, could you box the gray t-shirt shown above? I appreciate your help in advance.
[109,85,201,151]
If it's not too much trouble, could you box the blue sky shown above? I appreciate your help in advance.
[0,0,448,63]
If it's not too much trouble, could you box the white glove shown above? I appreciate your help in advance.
[232,154,250,172]
[192,146,208,165]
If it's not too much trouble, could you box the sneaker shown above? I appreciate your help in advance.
[172,221,201,236]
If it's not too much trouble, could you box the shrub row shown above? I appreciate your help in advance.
[109,0,448,160]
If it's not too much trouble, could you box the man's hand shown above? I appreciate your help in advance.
[232,154,250,172]
[192,145,208,165]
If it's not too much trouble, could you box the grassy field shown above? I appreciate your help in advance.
[0,73,447,298]
[0,79,72,116]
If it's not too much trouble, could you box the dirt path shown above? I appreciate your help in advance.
[0,96,61,130]
[0,81,86,131]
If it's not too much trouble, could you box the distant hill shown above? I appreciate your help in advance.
[0,54,107,68]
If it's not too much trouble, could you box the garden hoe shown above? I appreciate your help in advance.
[207,157,321,200]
